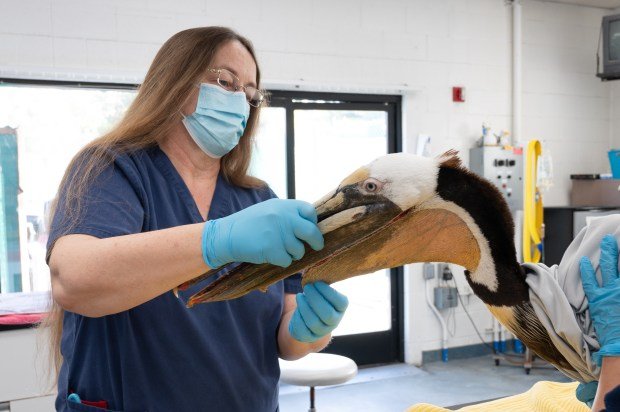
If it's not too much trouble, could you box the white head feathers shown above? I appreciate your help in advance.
[366,152,440,211]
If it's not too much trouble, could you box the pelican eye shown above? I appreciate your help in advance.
[362,178,382,193]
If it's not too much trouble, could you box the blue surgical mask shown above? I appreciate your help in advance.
[181,83,251,159]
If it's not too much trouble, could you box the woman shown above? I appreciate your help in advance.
[46,27,348,412]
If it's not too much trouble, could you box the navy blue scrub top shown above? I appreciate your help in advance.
[47,146,301,412]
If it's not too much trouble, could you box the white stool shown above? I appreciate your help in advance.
[279,353,358,412]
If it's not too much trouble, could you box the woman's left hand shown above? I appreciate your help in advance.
[579,234,620,365]
[288,282,349,343]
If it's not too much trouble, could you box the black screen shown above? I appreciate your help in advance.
[610,19,620,61]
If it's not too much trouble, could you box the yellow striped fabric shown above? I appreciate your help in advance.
[406,381,589,412]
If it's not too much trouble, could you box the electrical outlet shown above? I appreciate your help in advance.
[423,263,435,280]
[440,264,453,281]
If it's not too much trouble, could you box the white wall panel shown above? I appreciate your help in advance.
[427,36,469,64]
[383,33,427,61]
[53,38,87,69]
[116,12,178,44]
[1,0,53,37]
[361,0,408,32]
[3,35,54,68]
[51,4,116,40]
[311,0,362,30]
[85,40,118,70]
[612,83,620,149]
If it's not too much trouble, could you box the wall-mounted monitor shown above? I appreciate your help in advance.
[598,13,620,81]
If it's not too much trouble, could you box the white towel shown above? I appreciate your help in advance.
[522,214,620,382]
[0,290,51,315]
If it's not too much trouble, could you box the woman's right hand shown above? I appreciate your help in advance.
[201,198,324,268]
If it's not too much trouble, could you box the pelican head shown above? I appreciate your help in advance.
[314,152,440,228]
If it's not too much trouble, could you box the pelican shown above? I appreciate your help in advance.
[175,150,577,378]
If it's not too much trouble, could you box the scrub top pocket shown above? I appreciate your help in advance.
[66,399,123,412]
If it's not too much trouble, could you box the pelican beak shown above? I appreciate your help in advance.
[314,183,400,234]
[179,172,404,307]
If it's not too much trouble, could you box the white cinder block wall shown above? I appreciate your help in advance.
[612,82,620,149]
[610,8,620,150]
[523,1,612,196]
[0,0,615,366]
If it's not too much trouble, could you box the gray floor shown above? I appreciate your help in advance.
[279,354,571,412]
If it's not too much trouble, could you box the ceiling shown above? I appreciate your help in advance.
[536,0,620,9]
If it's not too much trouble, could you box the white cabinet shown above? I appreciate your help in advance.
[10,395,55,412]
[0,329,56,411]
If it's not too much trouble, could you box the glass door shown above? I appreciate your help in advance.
[254,91,403,365]
[249,106,287,198]
[293,109,391,336]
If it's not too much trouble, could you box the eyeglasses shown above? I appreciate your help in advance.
[207,68,265,108]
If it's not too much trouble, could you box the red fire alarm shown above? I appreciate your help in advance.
[452,86,465,102]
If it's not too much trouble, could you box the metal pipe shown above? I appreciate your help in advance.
[499,323,507,353]
[492,318,500,353]
[309,386,316,412]
[512,0,522,145]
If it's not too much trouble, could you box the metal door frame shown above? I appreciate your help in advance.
[269,90,404,365]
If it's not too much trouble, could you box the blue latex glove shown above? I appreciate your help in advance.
[289,282,349,343]
[202,198,324,269]
[576,381,597,407]
[579,234,620,366]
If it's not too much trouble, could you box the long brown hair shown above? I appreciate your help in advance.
[41,26,265,381]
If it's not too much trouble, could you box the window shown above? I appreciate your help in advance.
[0,81,137,294]
[1,83,404,364]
